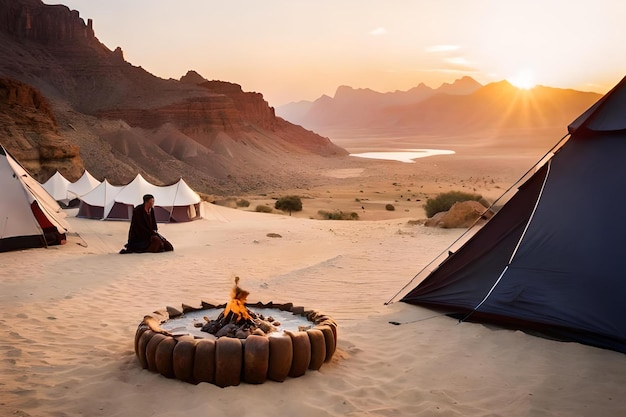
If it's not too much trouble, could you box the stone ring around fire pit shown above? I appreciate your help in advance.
[134,301,338,387]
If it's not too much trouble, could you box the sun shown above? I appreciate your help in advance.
[508,69,536,90]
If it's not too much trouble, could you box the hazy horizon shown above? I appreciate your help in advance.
[53,0,625,107]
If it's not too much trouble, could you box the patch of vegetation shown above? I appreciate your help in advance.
[317,210,359,220]
[424,191,489,218]
[236,199,250,207]
[198,192,214,202]
[274,195,303,215]
[385,204,395,211]
[213,197,237,208]
[214,197,251,208]
[255,205,273,213]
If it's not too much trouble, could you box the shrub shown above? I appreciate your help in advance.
[424,191,488,218]
[385,204,395,211]
[213,197,237,208]
[318,210,359,220]
[236,199,250,207]
[255,205,273,213]
[274,195,303,215]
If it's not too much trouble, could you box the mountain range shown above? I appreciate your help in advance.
[277,77,602,133]
[0,0,605,196]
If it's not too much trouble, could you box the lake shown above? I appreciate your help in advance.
[349,149,455,163]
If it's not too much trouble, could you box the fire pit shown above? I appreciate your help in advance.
[134,278,338,387]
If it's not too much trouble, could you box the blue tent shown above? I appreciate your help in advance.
[398,76,626,353]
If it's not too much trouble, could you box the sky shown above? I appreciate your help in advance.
[53,0,625,107]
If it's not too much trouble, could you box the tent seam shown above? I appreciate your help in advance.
[464,158,553,319]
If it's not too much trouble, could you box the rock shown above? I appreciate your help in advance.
[258,321,276,334]
[235,329,251,339]
[424,211,446,228]
[0,1,95,43]
[180,70,208,85]
[215,323,237,338]
[166,306,183,318]
[0,77,83,180]
[426,200,493,228]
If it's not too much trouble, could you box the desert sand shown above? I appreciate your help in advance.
[3,130,626,417]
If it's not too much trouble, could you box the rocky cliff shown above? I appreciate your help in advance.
[0,0,94,42]
[0,0,347,193]
[0,77,83,179]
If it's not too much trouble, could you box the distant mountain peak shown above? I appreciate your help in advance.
[180,70,209,85]
[437,76,482,95]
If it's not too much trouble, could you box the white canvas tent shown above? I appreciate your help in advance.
[0,145,70,252]
[41,169,101,207]
[76,179,124,220]
[42,170,71,206]
[67,170,101,200]
[78,174,202,223]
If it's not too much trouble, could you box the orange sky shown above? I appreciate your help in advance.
[56,0,625,107]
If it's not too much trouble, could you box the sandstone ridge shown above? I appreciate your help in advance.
[0,0,347,193]
[0,77,83,178]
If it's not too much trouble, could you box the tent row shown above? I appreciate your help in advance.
[1,145,201,252]
[40,169,202,223]
[77,174,201,223]
[42,170,101,207]
[0,145,70,252]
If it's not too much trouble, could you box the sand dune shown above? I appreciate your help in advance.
[2,202,626,417]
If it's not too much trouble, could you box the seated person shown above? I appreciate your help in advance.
[120,194,173,253]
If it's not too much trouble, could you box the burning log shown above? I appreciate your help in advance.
[201,277,278,339]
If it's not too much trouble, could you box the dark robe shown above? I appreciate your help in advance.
[125,203,160,253]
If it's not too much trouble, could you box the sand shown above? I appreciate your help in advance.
[2,201,626,417]
[3,129,626,416]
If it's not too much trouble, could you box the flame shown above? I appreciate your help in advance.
[223,276,252,322]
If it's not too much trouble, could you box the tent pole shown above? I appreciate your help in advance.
[168,177,181,223]
[102,178,107,220]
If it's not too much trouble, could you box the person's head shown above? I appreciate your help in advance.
[143,194,155,209]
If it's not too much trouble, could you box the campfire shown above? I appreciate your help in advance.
[134,275,339,387]
[200,277,280,338]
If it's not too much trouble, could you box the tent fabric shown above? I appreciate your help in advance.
[400,75,626,354]
[67,170,101,199]
[41,170,101,206]
[77,174,201,223]
[568,75,626,134]
[42,171,72,204]
[76,179,123,220]
[0,145,70,252]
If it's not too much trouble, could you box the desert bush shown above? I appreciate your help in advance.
[255,205,273,213]
[274,195,303,215]
[424,191,488,218]
[213,197,237,208]
[385,204,395,211]
[318,210,359,220]
[236,199,250,207]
